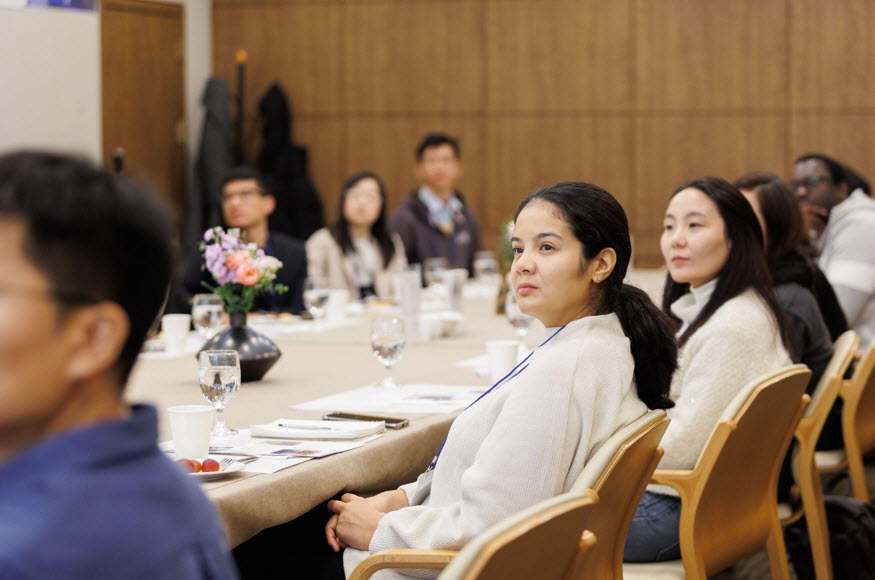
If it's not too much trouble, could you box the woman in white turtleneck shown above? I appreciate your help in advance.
[624,177,795,563]
[317,182,679,580]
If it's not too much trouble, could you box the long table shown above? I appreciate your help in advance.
[125,269,666,547]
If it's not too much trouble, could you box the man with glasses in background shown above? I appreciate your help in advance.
[793,153,875,348]
[0,151,238,579]
[172,166,307,313]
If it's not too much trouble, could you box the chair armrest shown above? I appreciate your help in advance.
[650,469,697,499]
[348,549,459,580]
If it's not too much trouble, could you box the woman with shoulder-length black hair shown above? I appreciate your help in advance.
[319,182,677,580]
[735,172,848,342]
[736,172,847,454]
[624,176,795,563]
[306,171,406,299]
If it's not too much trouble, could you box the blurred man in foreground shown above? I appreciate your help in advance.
[0,151,238,579]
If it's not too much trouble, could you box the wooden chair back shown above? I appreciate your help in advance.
[568,409,669,579]
[790,331,858,580]
[437,490,599,580]
[840,339,875,501]
[671,365,810,578]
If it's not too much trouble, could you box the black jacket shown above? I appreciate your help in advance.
[169,232,307,314]
[257,83,324,241]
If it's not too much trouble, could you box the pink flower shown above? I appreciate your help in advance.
[236,263,259,286]
[225,250,248,271]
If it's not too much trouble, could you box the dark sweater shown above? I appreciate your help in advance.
[388,190,483,275]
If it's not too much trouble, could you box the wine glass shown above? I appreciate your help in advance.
[304,277,331,327]
[423,257,449,288]
[198,350,241,437]
[370,317,406,389]
[473,251,499,284]
[191,293,224,338]
[505,290,534,338]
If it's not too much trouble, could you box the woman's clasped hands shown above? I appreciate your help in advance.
[325,489,409,552]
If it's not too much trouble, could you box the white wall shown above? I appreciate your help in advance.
[0,6,102,160]
[0,0,211,164]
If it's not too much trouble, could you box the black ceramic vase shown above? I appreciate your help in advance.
[197,311,281,382]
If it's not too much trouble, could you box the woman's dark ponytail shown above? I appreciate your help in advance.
[516,182,677,409]
[601,284,676,409]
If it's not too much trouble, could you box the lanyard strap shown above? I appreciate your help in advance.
[426,324,567,471]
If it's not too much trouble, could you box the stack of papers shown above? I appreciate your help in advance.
[293,384,486,414]
[250,419,384,440]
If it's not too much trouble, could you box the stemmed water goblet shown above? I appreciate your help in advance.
[370,317,406,389]
[198,350,241,438]
[304,276,331,329]
[505,290,534,338]
[191,293,224,339]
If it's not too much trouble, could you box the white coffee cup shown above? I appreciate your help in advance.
[326,289,350,321]
[168,405,214,459]
[486,340,521,385]
[162,313,191,355]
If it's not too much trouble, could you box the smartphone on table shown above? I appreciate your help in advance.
[322,412,409,430]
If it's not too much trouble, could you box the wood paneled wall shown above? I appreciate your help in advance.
[213,0,875,267]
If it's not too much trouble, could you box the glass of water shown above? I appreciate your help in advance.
[423,257,449,288]
[473,251,499,284]
[304,277,331,326]
[505,290,534,338]
[370,317,406,389]
[198,350,241,437]
[191,293,224,338]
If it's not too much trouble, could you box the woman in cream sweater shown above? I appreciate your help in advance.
[623,177,796,563]
[321,182,679,580]
[306,172,406,300]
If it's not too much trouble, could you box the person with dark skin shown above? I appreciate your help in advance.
[793,153,875,349]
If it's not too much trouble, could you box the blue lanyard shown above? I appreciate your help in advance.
[425,324,567,472]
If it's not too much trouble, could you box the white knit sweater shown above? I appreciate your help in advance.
[343,313,648,578]
[648,283,792,497]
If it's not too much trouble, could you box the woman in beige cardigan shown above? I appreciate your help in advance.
[306,172,406,299]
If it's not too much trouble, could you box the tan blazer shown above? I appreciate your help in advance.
[305,227,407,298]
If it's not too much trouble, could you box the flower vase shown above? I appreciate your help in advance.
[197,311,281,382]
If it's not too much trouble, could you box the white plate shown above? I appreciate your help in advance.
[189,459,246,481]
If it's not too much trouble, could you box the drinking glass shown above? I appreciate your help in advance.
[198,350,241,437]
[473,251,499,284]
[423,257,449,288]
[370,317,406,389]
[505,290,534,338]
[304,277,331,326]
[191,293,224,338]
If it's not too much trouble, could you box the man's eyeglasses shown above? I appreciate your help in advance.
[221,189,262,203]
[790,175,831,191]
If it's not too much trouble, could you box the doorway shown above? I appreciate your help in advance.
[102,0,185,223]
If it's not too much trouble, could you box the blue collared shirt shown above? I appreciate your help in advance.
[418,186,464,231]
[0,405,238,580]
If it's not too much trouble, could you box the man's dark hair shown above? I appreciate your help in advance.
[220,165,268,195]
[843,163,871,196]
[794,153,848,186]
[415,133,461,161]
[0,151,174,386]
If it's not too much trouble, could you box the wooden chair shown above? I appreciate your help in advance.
[781,330,858,580]
[347,409,669,580]
[815,339,875,502]
[567,409,669,579]
[347,491,598,580]
[624,365,811,580]
[437,490,599,580]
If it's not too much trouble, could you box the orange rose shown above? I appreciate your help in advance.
[236,263,259,286]
[225,250,248,270]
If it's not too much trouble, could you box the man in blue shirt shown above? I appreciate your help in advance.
[0,151,238,579]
